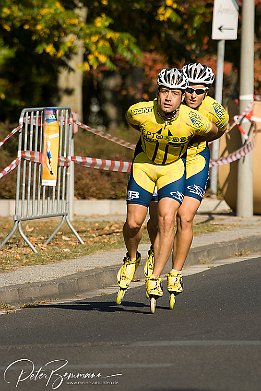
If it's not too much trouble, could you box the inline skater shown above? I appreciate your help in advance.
[116,67,219,312]
[144,63,229,310]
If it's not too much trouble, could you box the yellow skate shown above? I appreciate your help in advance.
[144,246,154,278]
[167,270,183,310]
[116,252,141,305]
[145,275,163,314]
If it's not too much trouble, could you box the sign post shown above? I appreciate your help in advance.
[210,0,239,195]
[237,0,254,217]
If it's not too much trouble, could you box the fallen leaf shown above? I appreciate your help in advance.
[62,236,71,241]
[25,225,34,232]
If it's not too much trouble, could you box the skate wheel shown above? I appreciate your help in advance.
[150,297,156,314]
[169,293,175,310]
[116,289,125,305]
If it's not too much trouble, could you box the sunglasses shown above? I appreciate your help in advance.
[186,87,208,95]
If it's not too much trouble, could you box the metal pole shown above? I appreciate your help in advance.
[68,112,76,221]
[237,0,254,217]
[210,39,225,195]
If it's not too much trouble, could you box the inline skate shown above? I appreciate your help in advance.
[145,275,163,314]
[144,246,154,278]
[116,252,141,305]
[167,269,183,310]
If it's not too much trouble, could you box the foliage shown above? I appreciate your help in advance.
[0,0,141,68]
[83,0,260,127]
[0,0,222,122]
[1,0,260,123]
[86,0,214,65]
[0,0,141,120]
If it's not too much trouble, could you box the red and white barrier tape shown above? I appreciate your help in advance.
[20,152,131,172]
[250,116,261,123]
[19,150,43,163]
[76,121,136,150]
[0,124,22,148]
[59,155,132,172]
[63,136,256,172]
[66,135,257,172]
[73,156,132,172]
[18,111,261,155]
[19,151,70,167]
[0,132,256,180]
[17,134,259,173]
[209,135,256,168]
[0,157,21,179]
[73,108,259,151]
[228,101,255,140]
[232,110,254,140]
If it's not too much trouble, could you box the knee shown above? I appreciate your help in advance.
[126,218,143,233]
[176,210,194,230]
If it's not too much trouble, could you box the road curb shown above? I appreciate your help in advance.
[185,235,261,266]
[1,234,261,307]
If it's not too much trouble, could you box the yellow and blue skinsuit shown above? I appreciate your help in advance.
[185,95,229,201]
[126,98,213,207]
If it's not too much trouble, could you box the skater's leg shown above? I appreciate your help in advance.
[144,201,158,277]
[123,203,148,260]
[117,154,154,294]
[147,201,158,247]
[117,204,147,291]
[150,157,186,278]
[152,197,180,277]
[172,147,210,272]
[172,196,200,271]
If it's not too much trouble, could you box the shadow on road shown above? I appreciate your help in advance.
[33,299,169,315]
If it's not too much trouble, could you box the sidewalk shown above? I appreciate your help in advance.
[1,198,261,306]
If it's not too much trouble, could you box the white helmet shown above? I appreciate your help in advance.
[157,68,188,90]
[182,63,215,85]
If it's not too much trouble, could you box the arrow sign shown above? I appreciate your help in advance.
[218,25,235,32]
[212,0,238,40]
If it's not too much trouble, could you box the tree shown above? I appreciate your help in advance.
[0,0,260,123]
[0,0,141,120]
[81,0,216,127]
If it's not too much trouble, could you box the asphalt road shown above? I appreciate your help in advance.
[0,257,260,391]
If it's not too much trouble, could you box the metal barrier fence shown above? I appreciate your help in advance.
[0,107,83,253]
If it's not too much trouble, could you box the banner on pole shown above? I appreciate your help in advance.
[42,108,60,186]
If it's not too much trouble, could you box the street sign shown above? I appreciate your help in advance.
[212,0,239,40]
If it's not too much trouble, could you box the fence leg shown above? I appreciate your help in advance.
[45,215,66,245]
[18,221,38,253]
[44,215,84,245]
[0,220,19,250]
[65,216,84,244]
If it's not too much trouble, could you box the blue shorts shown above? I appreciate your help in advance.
[126,152,186,207]
[150,147,210,203]
[185,147,210,201]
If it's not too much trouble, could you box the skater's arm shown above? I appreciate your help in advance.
[191,122,218,143]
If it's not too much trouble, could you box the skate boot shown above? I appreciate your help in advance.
[144,246,154,278]
[167,269,183,310]
[145,275,163,314]
[116,252,141,305]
